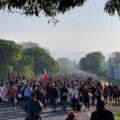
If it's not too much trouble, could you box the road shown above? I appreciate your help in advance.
[0,105,90,120]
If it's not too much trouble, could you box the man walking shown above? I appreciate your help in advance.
[90,100,114,120]
[24,92,43,120]
[60,84,68,111]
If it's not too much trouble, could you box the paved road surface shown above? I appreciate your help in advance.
[0,106,90,120]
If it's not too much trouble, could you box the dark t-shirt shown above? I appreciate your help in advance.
[90,109,114,120]
[83,90,89,100]
[25,100,43,120]
[50,87,59,99]
[60,87,68,97]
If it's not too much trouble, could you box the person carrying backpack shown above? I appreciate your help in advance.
[23,83,33,105]
[7,84,17,110]
[24,92,43,120]
[60,84,68,111]
[49,83,59,112]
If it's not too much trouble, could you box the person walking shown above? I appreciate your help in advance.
[90,100,114,120]
[7,83,17,110]
[24,92,43,120]
[83,85,90,111]
[60,84,68,111]
[49,83,59,112]
[70,86,79,112]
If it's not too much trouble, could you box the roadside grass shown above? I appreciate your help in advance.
[100,79,120,86]
[114,112,120,120]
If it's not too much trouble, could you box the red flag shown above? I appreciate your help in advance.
[43,69,47,81]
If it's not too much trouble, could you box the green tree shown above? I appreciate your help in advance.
[79,52,105,76]
[23,46,59,75]
[0,39,22,66]
[14,54,34,77]
[0,40,59,79]
[0,65,13,80]
[0,39,22,79]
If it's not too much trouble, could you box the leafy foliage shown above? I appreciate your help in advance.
[79,52,105,76]
[0,0,120,19]
[23,46,59,75]
[0,39,22,66]
[0,0,86,17]
[14,54,34,77]
[104,0,120,17]
[0,65,13,80]
[0,40,59,80]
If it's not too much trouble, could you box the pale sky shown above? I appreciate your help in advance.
[0,0,120,57]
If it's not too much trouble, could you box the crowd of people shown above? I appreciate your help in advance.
[0,73,119,120]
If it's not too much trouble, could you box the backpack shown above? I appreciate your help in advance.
[54,88,59,98]
[25,100,43,120]
[8,87,16,98]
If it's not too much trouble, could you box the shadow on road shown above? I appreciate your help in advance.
[0,110,25,120]
[42,108,72,118]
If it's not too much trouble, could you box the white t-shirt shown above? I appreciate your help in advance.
[69,88,79,99]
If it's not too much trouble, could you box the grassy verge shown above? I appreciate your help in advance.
[101,79,120,86]
[114,112,120,120]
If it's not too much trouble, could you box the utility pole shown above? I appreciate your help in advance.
[109,56,112,81]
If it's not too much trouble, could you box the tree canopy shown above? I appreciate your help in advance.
[0,39,22,66]
[0,0,86,17]
[23,46,59,75]
[78,51,105,76]
[0,39,59,80]
[0,0,119,18]
[104,0,120,17]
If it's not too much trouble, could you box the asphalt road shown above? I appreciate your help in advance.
[0,105,90,120]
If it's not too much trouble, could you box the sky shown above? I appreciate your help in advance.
[0,0,120,61]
